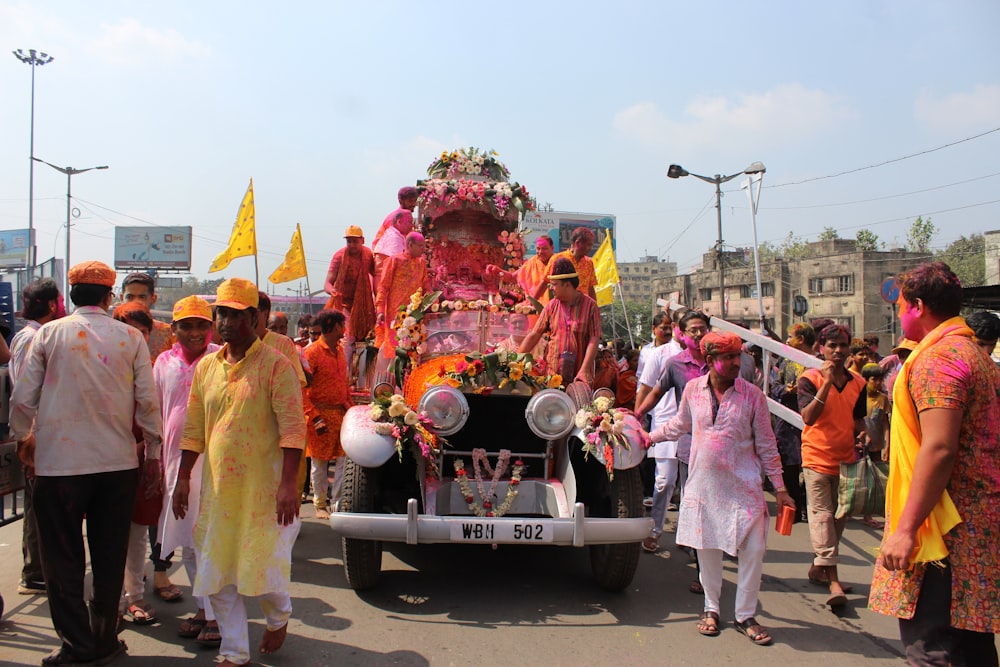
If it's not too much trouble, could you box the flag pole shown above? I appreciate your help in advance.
[617,282,634,348]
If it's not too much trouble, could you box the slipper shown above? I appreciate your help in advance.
[641,537,659,553]
[178,616,207,639]
[95,639,127,666]
[259,624,288,655]
[807,577,854,594]
[153,583,184,602]
[197,621,222,646]
[734,617,773,646]
[123,601,156,626]
[862,518,884,529]
[826,592,848,608]
[697,611,720,636]
[689,580,704,595]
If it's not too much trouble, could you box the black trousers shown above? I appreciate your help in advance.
[899,561,998,667]
[21,474,45,583]
[33,469,137,661]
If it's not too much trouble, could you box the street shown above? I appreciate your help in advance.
[0,492,937,666]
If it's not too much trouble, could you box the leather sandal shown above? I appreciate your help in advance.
[697,611,720,636]
[734,617,773,645]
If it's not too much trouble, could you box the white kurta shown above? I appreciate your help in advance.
[652,376,784,554]
[639,340,682,458]
[154,342,221,554]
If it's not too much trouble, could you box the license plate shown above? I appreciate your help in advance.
[451,520,553,543]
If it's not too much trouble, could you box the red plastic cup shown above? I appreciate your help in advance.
[775,504,795,536]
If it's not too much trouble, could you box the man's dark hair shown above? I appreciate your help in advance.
[898,261,962,319]
[570,227,596,246]
[652,311,669,327]
[810,317,834,333]
[70,284,112,308]
[966,310,1000,342]
[679,310,710,332]
[863,333,880,347]
[112,305,154,331]
[22,278,60,321]
[122,272,156,295]
[297,313,313,329]
[550,257,579,289]
[818,323,852,345]
[315,308,346,334]
[257,291,272,315]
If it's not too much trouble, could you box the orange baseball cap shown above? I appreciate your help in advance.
[172,295,213,322]
[68,261,116,287]
[215,278,259,310]
[344,225,364,238]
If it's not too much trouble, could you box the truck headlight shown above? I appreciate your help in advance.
[525,389,575,439]
[417,385,469,436]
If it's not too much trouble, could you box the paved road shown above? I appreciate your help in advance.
[0,495,928,666]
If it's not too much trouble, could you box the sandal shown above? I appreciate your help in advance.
[153,583,183,603]
[123,601,156,625]
[734,617,773,645]
[689,580,704,595]
[196,621,222,646]
[178,616,207,638]
[862,518,884,529]
[697,611,720,636]
[641,537,659,553]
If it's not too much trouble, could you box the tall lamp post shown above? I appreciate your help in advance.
[741,164,767,331]
[667,161,766,319]
[32,158,109,299]
[13,49,55,278]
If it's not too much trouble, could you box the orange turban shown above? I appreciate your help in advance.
[68,261,116,287]
[700,331,742,358]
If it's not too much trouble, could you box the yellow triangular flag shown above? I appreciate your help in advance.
[269,224,308,284]
[592,232,619,307]
[209,179,256,273]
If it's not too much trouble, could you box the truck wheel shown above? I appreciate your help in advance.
[589,466,643,592]
[340,457,383,590]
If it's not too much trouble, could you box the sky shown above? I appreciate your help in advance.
[2,1,998,295]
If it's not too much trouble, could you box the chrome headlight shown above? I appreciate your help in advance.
[417,385,469,436]
[525,389,575,439]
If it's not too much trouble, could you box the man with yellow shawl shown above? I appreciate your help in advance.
[870,262,1000,665]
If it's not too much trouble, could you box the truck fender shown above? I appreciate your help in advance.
[340,405,397,468]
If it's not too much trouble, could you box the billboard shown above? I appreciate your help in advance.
[114,226,192,270]
[0,229,32,269]
[521,211,615,257]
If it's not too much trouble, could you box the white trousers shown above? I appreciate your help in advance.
[310,457,346,510]
[180,547,215,621]
[122,521,148,604]
[697,515,768,623]
[649,457,678,538]
[210,584,291,666]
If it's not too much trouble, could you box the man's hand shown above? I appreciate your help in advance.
[775,489,795,511]
[16,434,36,468]
[880,528,917,571]
[276,480,299,526]
[172,477,190,520]
[819,360,835,384]
[142,457,162,499]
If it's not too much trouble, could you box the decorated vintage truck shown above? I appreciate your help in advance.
[330,148,651,591]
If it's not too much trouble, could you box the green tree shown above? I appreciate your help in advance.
[855,229,881,251]
[600,300,653,347]
[818,227,840,241]
[778,231,810,259]
[935,234,985,287]
[905,216,937,254]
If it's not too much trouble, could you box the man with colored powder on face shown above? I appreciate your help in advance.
[650,330,792,646]
[325,225,376,373]
[121,272,175,362]
[10,261,162,666]
[870,262,1000,666]
[485,233,555,305]
[154,296,222,645]
[375,232,430,361]
[372,186,418,289]
[172,278,306,666]
[546,226,598,303]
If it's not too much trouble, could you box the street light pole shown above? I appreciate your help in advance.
[13,49,54,278]
[667,162,766,320]
[32,158,109,299]
[741,163,767,331]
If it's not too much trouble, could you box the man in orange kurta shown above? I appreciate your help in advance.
[302,309,352,519]
[375,232,430,358]
[324,225,376,371]
[546,227,597,302]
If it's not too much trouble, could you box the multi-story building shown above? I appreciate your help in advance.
[652,239,927,355]
[617,255,677,303]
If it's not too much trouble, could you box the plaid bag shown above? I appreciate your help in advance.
[836,456,888,519]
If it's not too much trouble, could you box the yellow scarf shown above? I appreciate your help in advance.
[887,316,969,563]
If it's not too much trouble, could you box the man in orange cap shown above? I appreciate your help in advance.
[172,278,306,666]
[10,260,163,666]
[153,296,222,644]
[324,225,375,374]
[121,272,175,362]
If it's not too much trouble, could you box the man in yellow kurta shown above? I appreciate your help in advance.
[375,231,429,358]
[172,278,306,666]
[546,227,597,302]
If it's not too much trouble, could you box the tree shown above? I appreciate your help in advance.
[936,234,985,287]
[778,231,810,259]
[905,216,937,254]
[855,229,881,251]
[600,299,653,347]
[818,227,840,241]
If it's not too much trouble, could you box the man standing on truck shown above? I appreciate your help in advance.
[372,186,418,288]
[324,225,376,370]
[376,232,430,360]
[485,234,555,306]
[546,227,598,303]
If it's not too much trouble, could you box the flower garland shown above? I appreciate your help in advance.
[453,451,524,517]
[438,350,563,394]
[427,147,510,181]
[498,229,527,271]
[388,288,443,386]
[428,297,535,315]
[575,395,630,481]
[370,393,447,479]
[417,148,535,221]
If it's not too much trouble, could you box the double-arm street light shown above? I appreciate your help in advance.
[32,158,109,299]
[13,48,55,277]
[667,161,766,319]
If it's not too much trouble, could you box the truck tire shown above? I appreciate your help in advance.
[340,457,383,591]
[589,466,643,592]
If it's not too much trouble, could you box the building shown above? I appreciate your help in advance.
[652,239,927,355]
[617,256,677,303]
[986,230,1000,287]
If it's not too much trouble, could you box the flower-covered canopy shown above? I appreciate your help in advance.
[417,147,535,223]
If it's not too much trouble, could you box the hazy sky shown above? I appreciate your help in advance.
[2,1,998,293]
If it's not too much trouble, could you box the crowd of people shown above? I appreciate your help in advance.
[4,176,999,667]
